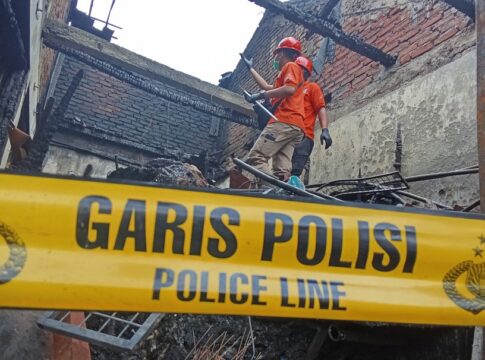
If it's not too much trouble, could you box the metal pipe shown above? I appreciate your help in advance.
[87,15,122,29]
[463,199,480,212]
[405,168,478,183]
[396,190,453,210]
[233,158,341,201]
[241,89,280,122]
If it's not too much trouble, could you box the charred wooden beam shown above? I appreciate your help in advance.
[442,0,475,20]
[50,48,256,128]
[14,70,84,172]
[319,0,340,19]
[249,0,397,67]
[0,0,27,69]
[42,19,254,118]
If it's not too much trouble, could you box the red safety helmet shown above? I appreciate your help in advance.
[295,56,313,75]
[273,37,302,55]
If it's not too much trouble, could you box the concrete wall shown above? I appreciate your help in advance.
[43,146,117,178]
[41,130,155,178]
[310,49,478,206]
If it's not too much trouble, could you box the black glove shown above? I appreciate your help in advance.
[320,128,333,149]
[244,91,266,103]
[239,53,253,70]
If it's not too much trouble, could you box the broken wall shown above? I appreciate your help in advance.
[43,144,116,178]
[225,0,475,205]
[44,55,226,177]
[310,49,478,205]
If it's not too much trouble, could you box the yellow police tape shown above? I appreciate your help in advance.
[1,172,485,325]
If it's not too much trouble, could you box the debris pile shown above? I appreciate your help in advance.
[107,157,209,188]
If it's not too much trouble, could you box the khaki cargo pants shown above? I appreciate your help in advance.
[247,121,303,182]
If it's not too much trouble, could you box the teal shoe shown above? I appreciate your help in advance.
[288,175,305,190]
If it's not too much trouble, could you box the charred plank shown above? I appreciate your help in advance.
[14,70,84,172]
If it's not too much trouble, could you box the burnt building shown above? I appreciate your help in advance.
[224,0,477,206]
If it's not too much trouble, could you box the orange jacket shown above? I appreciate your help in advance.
[301,81,326,140]
[268,62,305,130]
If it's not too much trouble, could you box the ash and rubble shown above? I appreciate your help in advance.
[90,314,473,360]
[92,158,477,360]
[107,158,210,188]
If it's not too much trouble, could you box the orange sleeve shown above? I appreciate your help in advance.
[281,62,303,88]
[310,83,326,113]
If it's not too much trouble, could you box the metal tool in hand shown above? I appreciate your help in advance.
[241,89,280,123]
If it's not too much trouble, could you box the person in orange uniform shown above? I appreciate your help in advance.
[290,56,333,181]
[241,37,305,182]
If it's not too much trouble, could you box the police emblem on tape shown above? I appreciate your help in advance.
[0,221,27,284]
[443,235,485,314]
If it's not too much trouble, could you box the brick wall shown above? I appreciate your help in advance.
[39,0,72,105]
[52,56,222,157]
[222,0,473,168]
[322,1,472,102]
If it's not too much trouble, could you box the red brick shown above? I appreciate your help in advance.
[417,32,439,46]
[389,6,403,17]
[390,17,413,36]
[398,27,420,43]
[383,39,401,52]
[455,15,472,29]
[400,54,412,65]
[399,43,418,58]
[377,21,400,38]
[340,86,354,100]
[409,41,435,59]
[344,18,359,32]
[345,58,361,70]
[352,75,373,91]
[333,72,354,87]
[431,15,454,32]
[420,11,443,29]
[349,62,366,76]
[433,27,460,46]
